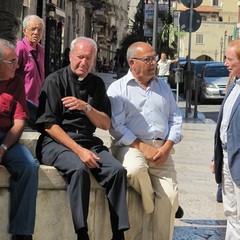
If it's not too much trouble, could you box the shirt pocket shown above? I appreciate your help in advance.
[0,93,14,117]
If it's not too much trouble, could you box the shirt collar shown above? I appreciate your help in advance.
[124,69,156,85]
[235,78,240,85]
[22,37,39,52]
[67,66,90,83]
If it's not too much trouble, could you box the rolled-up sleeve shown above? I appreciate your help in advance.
[107,84,137,146]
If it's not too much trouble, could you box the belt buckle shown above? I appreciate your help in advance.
[76,129,79,134]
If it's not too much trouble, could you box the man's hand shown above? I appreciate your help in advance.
[0,146,6,170]
[76,147,100,169]
[131,139,173,166]
[45,123,101,169]
[62,96,86,111]
[210,160,215,173]
[152,147,170,166]
[141,144,158,162]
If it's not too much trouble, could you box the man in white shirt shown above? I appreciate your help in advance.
[107,42,183,240]
[157,52,179,83]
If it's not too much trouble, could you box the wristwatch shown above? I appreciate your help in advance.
[85,103,92,113]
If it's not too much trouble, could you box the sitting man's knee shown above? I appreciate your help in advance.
[126,165,148,178]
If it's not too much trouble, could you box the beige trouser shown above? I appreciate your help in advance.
[222,151,240,240]
[111,139,179,240]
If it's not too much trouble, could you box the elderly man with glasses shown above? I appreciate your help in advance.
[107,41,183,240]
[0,38,39,240]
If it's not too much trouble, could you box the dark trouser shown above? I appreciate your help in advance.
[1,133,39,235]
[40,138,130,233]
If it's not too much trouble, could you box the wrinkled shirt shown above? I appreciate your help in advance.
[0,74,27,130]
[16,36,45,105]
[107,70,182,146]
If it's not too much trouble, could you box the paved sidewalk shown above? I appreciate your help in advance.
[96,115,226,240]
[96,72,226,240]
[173,118,226,240]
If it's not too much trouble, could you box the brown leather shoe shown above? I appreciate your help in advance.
[12,235,32,240]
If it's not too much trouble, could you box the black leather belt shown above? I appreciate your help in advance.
[154,138,163,140]
[64,128,82,134]
[69,129,80,133]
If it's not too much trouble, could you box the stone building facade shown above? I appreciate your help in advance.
[17,0,129,76]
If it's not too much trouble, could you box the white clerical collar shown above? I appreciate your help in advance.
[78,77,84,81]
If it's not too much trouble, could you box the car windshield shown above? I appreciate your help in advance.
[205,66,229,77]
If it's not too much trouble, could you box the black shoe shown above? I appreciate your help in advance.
[12,235,32,240]
[111,229,125,240]
[77,227,89,240]
[175,205,184,219]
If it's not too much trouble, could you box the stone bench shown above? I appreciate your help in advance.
[0,130,154,240]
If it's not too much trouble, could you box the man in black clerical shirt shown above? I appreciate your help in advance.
[36,37,129,240]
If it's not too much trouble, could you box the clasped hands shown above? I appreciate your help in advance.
[142,143,170,166]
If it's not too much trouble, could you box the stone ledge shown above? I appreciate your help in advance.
[0,164,112,190]
[0,131,154,239]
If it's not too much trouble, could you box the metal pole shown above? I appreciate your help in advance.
[185,0,193,118]
[223,30,227,60]
[152,0,158,51]
[176,11,180,103]
[176,82,179,102]
[177,11,180,62]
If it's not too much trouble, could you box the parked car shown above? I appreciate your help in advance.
[168,57,196,90]
[168,59,209,94]
[197,62,229,102]
[191,61,215,98]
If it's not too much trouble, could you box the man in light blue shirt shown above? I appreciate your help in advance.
[107,41,183,240]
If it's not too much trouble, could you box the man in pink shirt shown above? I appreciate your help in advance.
[16,15,45,105]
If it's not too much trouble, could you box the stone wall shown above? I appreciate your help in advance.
[0,131,154,239]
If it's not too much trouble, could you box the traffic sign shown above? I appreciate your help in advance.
[181,0,203,8]
[179,9,202,32]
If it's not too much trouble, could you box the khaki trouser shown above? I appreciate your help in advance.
[223,150,240,240]
[111,139,179,240]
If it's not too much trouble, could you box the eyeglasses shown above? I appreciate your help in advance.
[131,55,159,64]
[1,57,18,65]
[27,27,43,32]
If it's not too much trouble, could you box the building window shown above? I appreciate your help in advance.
[213,0,219,6]
[201,15,207,21]
[196,34,203,44]
[211,15,217,21]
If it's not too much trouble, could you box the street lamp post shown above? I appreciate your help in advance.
[152,0,158,51]
[214,50,218,61]
[220,37,223,62]
[223,30,227,60]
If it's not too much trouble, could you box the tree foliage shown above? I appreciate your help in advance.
[119,1,180,61]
